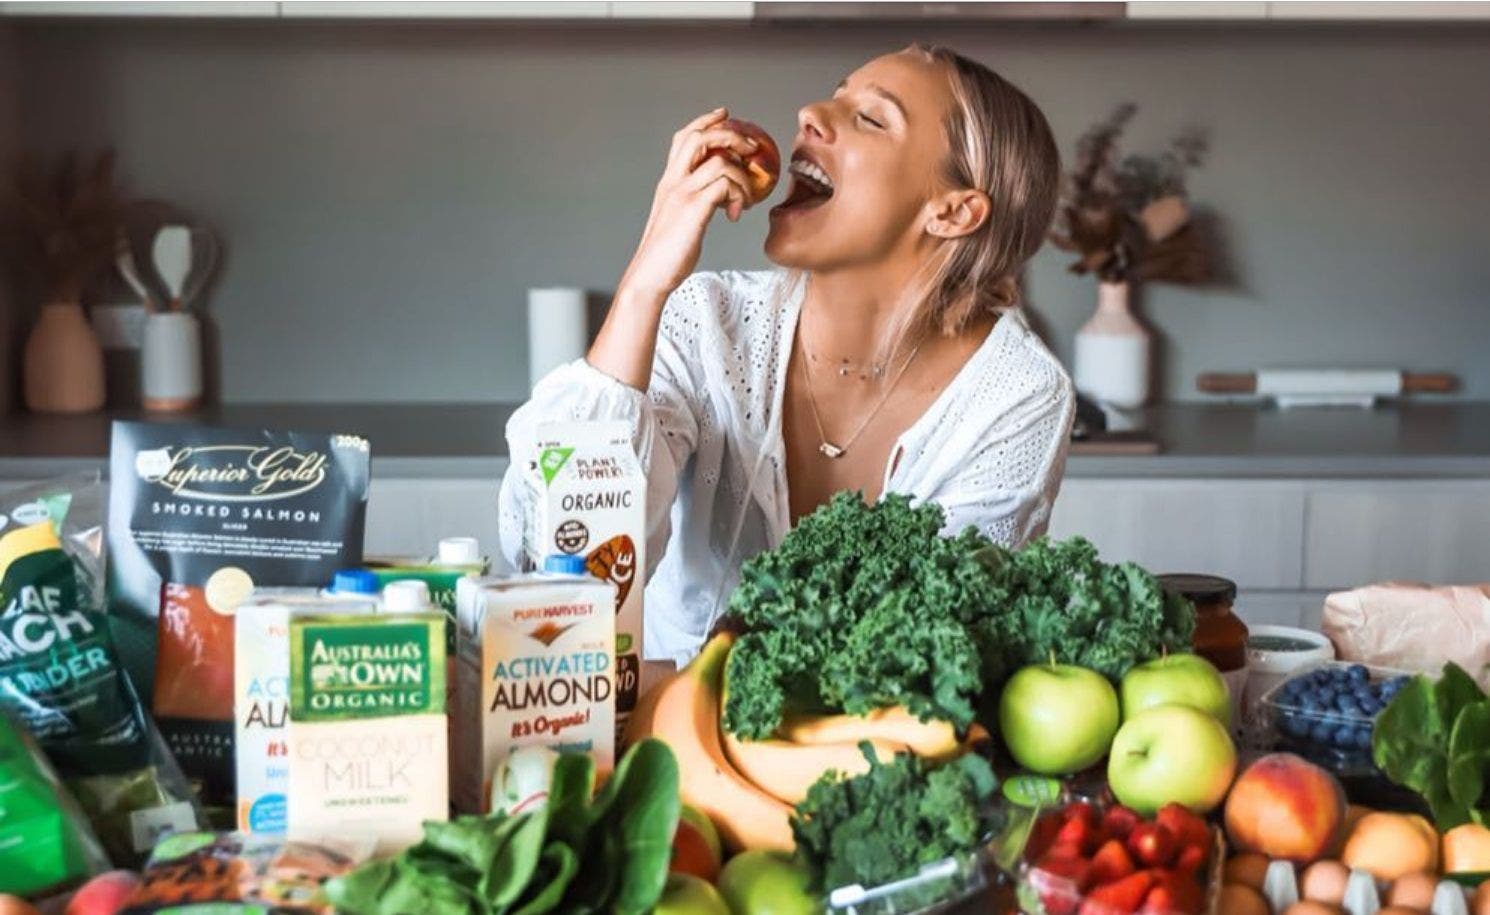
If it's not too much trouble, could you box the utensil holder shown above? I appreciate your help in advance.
[142,311,203,412]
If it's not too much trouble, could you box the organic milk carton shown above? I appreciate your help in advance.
[453,566,615,814]
[286,612,447,855]
[233,589,375,834]
[519,422,645,744]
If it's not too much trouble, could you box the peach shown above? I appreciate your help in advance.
[1219,884,1272,915]
[1224,753,1347,863]
[1224,851,1272,890]
[1341,812,1439,882]
[1444,823,1490,874]
[705,119,780,204]
[64,871,140,915]
[670,804,723,883]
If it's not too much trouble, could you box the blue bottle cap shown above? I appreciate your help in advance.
[330,569,381,594]
[543,554,589,575]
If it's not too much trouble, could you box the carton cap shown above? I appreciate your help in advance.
[437,537,481,566]
[383,579,432,612]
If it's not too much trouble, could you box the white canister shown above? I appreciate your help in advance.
[1073,281,1152,410]
[526,287,588,391]
[1244,625,1335,721]
[141,311,203,412]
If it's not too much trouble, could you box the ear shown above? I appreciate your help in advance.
[926,189,991,240]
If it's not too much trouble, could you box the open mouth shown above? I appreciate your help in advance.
[772,152,835,216]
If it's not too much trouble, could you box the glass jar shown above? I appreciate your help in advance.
[1159,573,1248,729]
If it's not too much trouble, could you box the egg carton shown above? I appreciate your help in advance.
[1258,860,1470,915]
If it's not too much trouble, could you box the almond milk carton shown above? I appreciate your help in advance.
[453,564,615,814]
[518,422,646,745]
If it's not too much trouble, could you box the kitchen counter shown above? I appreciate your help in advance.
[1,401,1487,480]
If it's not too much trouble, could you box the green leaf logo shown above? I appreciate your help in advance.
[540,446,574,486]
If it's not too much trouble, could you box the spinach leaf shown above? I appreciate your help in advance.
[511,843,579,915]
[545,751,596,854]
[1374,663,1489,830]
[1448,699,1490,823]
[324,858,397,914]
[480,809,548,912]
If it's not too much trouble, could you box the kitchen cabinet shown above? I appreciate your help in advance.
[1303,481,1490,589]
[1125,2,1267,18]
[1265,1,1490,18]
[0,1,275,14]
[365,473,505,558]
[278,1,608,18]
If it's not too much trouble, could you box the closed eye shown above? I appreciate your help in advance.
[857,111,885,130]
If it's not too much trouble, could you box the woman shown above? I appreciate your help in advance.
[500,44,1074,666]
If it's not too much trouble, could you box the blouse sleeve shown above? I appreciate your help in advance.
[497,275,712,578]
[935,362,1076,548]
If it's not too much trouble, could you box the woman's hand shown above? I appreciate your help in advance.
[617,108,761,301]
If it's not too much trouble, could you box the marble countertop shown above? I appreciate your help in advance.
[1,400,1486,480]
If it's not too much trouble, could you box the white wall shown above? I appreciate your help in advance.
[11,21,1490,404]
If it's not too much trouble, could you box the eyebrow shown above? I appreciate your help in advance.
[834,78,908,121]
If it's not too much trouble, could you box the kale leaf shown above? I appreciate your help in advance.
[721,492,1194,740]
[791,743,1000,892]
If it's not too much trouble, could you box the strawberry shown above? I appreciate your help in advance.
[1056,813,1100,855]
[1101,805,1143,840]
[1126,822,1177,868]
[1026,812,1065,861]
[1172,842,1207,875]
[1030,856,1090,915]
[1138,869,1205,914]
[1154,803,1210,850]
[1089,839,1137,885]
[1078,870,1155,915]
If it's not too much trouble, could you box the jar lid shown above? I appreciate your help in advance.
[543,554,589,576]
[1157,573,1237,603]
[383,579,432,612]
[330,569,380,595]
[437,536,481,566]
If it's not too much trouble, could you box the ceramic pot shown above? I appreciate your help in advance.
[1073,281,1152,410]
[23,300,106,413]
[142,311,203,412]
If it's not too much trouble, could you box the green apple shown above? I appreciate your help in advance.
[997,663,1119,775]
[655,873,731,915]
[1120,653,1232,727]
[680,803,723,867]
[1107,703,1238,816]
[718,850,818,915]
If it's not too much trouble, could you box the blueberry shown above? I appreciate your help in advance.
[1320,688,1338,704]
[1333,726,1357,749]
[1349,664,1370,683]
[1311,722,1335,744]
[1336,695,1361,715]
[1354,727,1374,750]
[1354,686,1374,701]
[1281,714,1308,738]
[1303,695,1325,713]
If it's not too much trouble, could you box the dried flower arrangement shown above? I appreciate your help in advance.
[10,150,124,303]
[1049,104,1212,285]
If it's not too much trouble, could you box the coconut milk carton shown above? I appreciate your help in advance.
[518,422,646,745]
[453,570,615,815]
[233,589,375,835]
[286,612,447,855]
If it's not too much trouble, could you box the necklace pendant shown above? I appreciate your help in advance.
[819,442,845,459]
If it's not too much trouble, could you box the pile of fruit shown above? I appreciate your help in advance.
[1022,800,1215,914]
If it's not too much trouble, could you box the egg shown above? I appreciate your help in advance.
[0,895,40,915]
[1387,872,1439,910]
[1219,884,1273,915]
[1473,880,1490,915]
[1300,860,1351,905]
[1378,908,1426,915]
[1226,852,1273,891]
[1283,903,1345,915]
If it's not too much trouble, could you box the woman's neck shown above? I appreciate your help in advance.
[798,261,927,367]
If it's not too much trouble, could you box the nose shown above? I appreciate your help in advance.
[797,101,834,144]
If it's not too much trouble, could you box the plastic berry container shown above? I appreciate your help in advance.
[1258,660,1414,778]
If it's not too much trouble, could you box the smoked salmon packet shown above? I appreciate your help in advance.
[106,423,370,824]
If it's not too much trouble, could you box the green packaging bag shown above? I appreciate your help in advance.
[0,707,109,897]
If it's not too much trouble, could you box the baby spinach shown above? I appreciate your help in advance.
[324,739,681,915]
[1373,662,1490,830]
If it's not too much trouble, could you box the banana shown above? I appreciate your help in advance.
[779,706,962,761]
[722,731,907,805]
[623,633,795,853]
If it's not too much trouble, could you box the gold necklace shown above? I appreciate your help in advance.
[799,340,922,459]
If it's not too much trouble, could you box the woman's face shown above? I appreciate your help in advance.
[764,51,958,272]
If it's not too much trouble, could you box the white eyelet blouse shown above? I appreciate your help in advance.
[498,269,1075,667]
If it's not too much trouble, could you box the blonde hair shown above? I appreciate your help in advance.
[902,44,1061,339]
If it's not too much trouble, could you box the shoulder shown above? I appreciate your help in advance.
[991,308,1074,407]
[659,269,792,355]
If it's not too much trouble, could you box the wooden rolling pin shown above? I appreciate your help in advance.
[1197,370,1459,395]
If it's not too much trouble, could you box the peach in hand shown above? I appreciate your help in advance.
[705,119,780,204]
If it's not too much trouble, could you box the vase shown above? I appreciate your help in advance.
[1073,281,1152,410]
[23,301,106,414]
[142,311,203,412]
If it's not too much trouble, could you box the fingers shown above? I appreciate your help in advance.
[682,126,760,173]
[684,155,752,215]
[669,107,728,159]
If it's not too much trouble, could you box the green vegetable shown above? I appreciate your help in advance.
[1373,662,1490,830]
[790,742,1000,892]
[323,739,680,915]
[722,493,1192,739]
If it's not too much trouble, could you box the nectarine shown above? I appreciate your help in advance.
[705,119,780,204]
[1224,753,1347,863]
[1444,823,1490,874]
[64,871,140,915]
